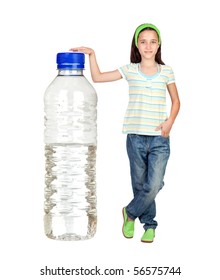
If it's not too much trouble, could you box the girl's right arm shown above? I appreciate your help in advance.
[69,47,122,83]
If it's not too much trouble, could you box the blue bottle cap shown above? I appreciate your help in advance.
[56,52,85,69]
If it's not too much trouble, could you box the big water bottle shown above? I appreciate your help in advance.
[44,52,97,240]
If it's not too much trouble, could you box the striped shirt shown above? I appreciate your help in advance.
[119,63,175,135]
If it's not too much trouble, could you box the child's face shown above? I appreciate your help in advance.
[137,30,160,60]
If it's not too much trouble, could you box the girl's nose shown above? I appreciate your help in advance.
[146,43,151,49]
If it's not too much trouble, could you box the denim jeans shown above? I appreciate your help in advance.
[126,134,170,230]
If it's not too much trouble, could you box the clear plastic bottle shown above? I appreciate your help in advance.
[44,52,97,240]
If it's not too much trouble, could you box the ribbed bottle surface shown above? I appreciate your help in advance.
[44,69,97,240]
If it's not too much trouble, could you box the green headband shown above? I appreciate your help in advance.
[135,23,161,47]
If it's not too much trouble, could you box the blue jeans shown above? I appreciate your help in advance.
[126,134,170,230]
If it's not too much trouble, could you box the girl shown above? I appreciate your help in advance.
[70,23,180,243]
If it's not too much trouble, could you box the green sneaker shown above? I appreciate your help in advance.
[122,207,134,238]
[141,228,155,243]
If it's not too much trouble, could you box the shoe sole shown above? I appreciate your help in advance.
[141,240,154,243]
[122,208,133,239]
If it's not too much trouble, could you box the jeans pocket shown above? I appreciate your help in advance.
[157,135,170,153]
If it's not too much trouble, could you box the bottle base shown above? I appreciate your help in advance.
[44,214,97,241]
[45,232,95,241]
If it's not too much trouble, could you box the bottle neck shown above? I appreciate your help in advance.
[58,69,83,76]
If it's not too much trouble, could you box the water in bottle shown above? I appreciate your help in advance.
[44,52,97,240]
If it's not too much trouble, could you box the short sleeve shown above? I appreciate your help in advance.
[167,66,175,85]
[118,64,130,80]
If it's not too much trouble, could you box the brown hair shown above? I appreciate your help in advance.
[130,27,165,65]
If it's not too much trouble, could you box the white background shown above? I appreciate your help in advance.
[1,0,220,279]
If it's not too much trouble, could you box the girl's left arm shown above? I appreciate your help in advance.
[156,83,180,137]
